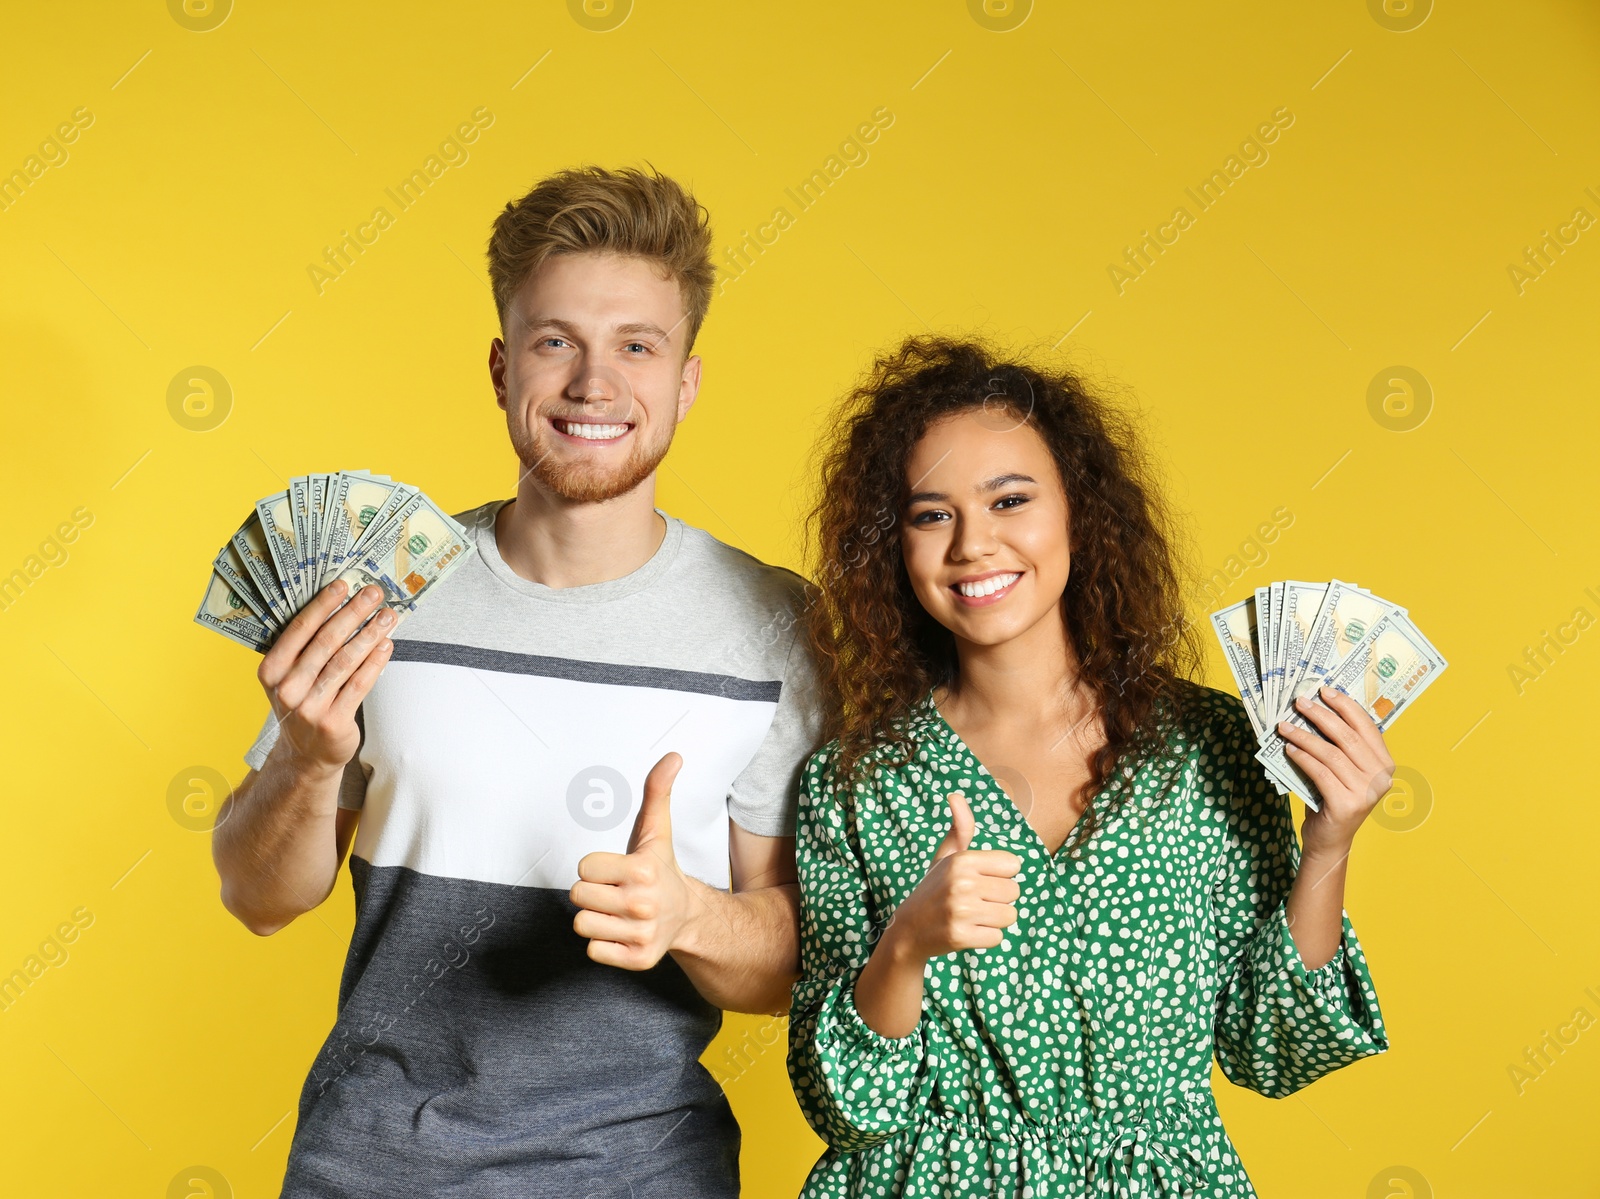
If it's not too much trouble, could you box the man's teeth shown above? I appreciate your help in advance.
[557,421,628,440]
[956,573,1021,598]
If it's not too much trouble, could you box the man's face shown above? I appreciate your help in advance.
[490,252,701,503]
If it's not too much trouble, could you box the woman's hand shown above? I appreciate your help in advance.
[855,791,1023,1039]
[885,791,1022,963]
[1276,684,1397,856]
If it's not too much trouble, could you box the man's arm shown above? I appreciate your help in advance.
[214,766,362,935]
[212,579,392,935]
[668,822,799,1015]
[570,753,801,1016]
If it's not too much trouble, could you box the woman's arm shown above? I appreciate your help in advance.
[787,752,934,1153]
[854,789,1020,1037]
[1275,683,1398,970]
[1209,693,1390,1099]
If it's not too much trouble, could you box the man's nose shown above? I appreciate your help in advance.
[566,358,617,403]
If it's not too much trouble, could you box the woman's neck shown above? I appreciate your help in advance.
[939,607,1089,732]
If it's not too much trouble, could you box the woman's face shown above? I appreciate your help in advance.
[900,410,1072,649]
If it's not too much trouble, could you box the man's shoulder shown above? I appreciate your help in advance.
[669,516,811,617]
[449,499,501,535]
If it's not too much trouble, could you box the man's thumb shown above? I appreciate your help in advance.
[627,752,682,855]
[932,791,973,862]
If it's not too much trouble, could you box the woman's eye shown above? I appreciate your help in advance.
[910,509,948,526]
[995,493,1031,510]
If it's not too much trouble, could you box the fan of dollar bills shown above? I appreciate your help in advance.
[193,471,476,653]
[1211,579,1448,809]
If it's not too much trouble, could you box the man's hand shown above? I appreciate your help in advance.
[257,579,396,773]
[570,752,696,970]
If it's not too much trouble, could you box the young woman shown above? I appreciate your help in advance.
[787,336,1393,1197]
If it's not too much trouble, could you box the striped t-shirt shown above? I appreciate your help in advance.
[242,498,821,1198]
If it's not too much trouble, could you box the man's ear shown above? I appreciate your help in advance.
[676,353,702,423]
[489,337,509,410]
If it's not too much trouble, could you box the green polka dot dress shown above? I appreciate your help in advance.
[787,684,1388,1197]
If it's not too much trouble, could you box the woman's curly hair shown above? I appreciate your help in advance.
[803,334,1207,854]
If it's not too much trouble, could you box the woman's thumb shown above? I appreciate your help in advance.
[933,791,974,862]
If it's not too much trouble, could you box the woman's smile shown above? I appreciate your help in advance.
[949,569,1023,606]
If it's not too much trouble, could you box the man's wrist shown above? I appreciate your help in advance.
[667,873,718,959]
[271,742,350,791]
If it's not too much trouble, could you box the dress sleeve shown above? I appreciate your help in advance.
[786,747,932,1153]
[1208,699,1389,1099]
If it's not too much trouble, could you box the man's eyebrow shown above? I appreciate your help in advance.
[522,316,580,337]
[615,321,671,340]
[906,473,1037,505]
[520,318,672,341]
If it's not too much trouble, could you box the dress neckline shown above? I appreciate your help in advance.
[914,690,1099,863]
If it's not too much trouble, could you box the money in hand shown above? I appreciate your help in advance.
[1210,579,1448,809]
[194,471,475,653]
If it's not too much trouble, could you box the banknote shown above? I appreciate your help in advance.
[1210,579,1446,808]
[1274,580,1328,719]
[194,569,273,651]
[1211,598,1268,741]
[1255,584,1273,720]
[1254,608,1449,806]
[329,490,474,617]
[195,472,474,653]
[1283,580,1401,716]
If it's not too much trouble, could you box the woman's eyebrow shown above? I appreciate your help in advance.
[906,473,1037,505]
[979,473,1036,491]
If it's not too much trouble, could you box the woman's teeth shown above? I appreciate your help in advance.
[557,421,628,439]
[956,572,1020,598]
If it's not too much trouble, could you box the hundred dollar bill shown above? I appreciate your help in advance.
[325,472,414,582]
[1254,584,1273,719]
[229,512,291,611]
[194,569,273,651]
[302,473,325,588]
[199,472,473,654]
[1254,608,1449,808]
[1282,579,1399,714]
[289,475,311,595]
[1270,580,1329,725]
[1210,598,1268,740]
[209,541,279,628]
[1267,581,1287,719]
[256,491,305,608]
[331,490,475,618]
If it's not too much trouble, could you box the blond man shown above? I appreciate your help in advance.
[213,166,818,1198]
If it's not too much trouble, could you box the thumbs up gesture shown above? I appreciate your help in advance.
[570,752,693,970]
[887,791,1023,962]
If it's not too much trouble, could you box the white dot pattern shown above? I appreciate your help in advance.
[786,684,1388,1197]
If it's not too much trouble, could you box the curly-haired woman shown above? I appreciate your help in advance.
[786,336,1393,1197]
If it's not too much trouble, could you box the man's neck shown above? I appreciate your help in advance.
[494,475,667,589]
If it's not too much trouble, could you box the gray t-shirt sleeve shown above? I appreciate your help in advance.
[726,627,824,838]
[242,706,368,811]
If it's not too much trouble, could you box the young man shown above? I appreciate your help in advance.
[212,166,820,1198]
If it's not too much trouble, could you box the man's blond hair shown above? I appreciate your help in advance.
[487,165,716,353]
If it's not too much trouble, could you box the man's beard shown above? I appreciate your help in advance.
[507,406,674,503]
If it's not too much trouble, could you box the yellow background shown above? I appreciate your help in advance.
[2,1,1597,1195]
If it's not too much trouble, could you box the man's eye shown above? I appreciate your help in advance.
[539,337,567,349]
[624,342,650,354]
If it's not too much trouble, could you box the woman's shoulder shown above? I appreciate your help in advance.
[1155,679,1259,764]
[802,703,935,797]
